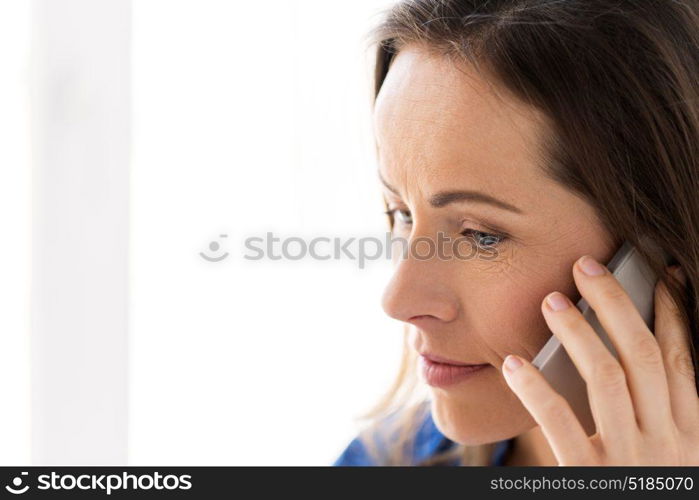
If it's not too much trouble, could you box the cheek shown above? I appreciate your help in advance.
[477,287,550,360]
[465,263,572,361]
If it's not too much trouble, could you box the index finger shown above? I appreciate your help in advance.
[572,255,674,433]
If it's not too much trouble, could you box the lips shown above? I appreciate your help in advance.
[419,353,489,388]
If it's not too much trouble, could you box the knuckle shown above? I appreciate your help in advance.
[520,370,545,390]
[557,314,581,331]
[591,361,627,391]
[539,394,571,422]
[634,335,663,369]
[598,282,628,304]
[656,282,684,320]
[655,280,673,309]
[556,312,588,334]
[666,346,696,379]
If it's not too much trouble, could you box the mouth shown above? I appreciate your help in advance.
[418,353,490,388]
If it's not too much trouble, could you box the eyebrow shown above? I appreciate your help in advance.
[378,170,524,215]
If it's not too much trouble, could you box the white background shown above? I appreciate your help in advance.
[130,0,401,465]
[0,0,404,465]
[0,0,32,466]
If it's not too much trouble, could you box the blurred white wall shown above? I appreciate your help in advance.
[129,0,401,464]
[1,0,402,466]
[0,1,31,466]
[30,0,130,464]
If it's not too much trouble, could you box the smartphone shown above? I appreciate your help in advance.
[531,240,671,436]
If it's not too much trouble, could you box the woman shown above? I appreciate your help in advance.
[334,0,699,466]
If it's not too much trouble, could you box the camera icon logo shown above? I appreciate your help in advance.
[5,472,29,495]
[200,234,229,262]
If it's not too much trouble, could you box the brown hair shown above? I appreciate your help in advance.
[357,0,699,466]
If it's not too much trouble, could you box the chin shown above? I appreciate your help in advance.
[428,384,536,446]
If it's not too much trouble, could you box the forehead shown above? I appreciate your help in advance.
[373,45,550,206]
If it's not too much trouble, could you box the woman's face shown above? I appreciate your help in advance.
[375,45,619,445]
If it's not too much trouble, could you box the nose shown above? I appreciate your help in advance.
[380,242,460,324]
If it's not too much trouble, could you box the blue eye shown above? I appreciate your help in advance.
[384,208,412,227]
[461,229,504,248]
[383,208,506,248]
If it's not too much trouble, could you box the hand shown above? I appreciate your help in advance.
[501,255,699,465]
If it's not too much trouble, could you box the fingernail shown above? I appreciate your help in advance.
[546,291,571,311]
[504,355,523,372]
[578,255,606,276]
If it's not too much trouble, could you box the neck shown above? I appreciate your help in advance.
[504,426,558,466]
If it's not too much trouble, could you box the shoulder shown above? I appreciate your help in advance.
[331,433,377,466]
[332,405,457,466]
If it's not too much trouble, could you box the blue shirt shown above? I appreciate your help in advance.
[332,409,513,466]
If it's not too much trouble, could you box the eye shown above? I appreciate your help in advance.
[384,208,413,228]
[461,229,505,248]
[383,208,506,248]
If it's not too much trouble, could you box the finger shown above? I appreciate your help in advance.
[573,255,674,433]
[542,291,637,446]
[502,354,597,465]
[654,266,699,431]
